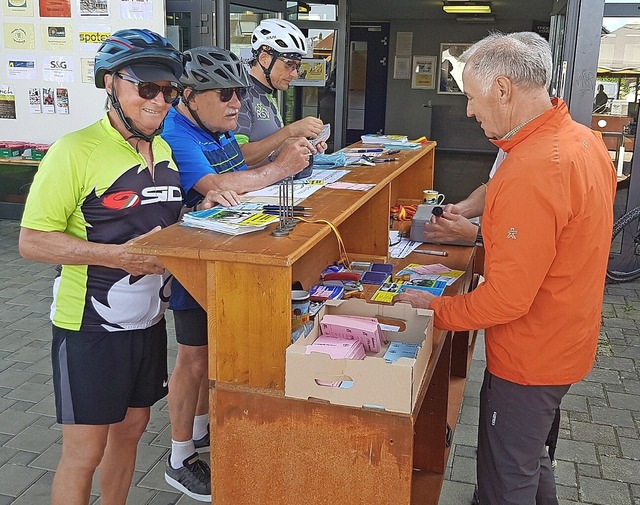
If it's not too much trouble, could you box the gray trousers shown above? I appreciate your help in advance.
[477,370,570,505]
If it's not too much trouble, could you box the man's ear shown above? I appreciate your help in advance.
[103,72,114,89]
[183,88,196,108]
[258,50,272,67]
[495,76,512,103]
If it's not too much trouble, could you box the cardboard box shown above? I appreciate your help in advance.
[410,203,478,245]
[285,298,433,414]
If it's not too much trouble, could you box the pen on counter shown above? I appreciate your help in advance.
[263,211,312,218]
[263,205,312,211]
[414,249,449,257]
[373,157,400,163]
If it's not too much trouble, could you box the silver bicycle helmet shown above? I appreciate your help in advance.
[251,19,307,58]
[181,47,252,91]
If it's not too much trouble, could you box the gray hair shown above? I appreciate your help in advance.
[461,31,552,94]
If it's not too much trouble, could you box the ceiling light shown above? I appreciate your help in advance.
[443,2,492,14]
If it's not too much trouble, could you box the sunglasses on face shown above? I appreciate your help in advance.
[214,88,248,103]
[115,72,181,103]
[277,57,302,72]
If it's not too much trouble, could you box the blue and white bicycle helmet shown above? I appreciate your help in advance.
[94,29,183,88]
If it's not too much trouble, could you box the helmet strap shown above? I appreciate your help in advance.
[185,99,222,140]
[108,78,162,144]
[258,49,279,93]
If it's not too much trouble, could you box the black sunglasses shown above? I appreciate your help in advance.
[115,72,181,103]
[215,88,248,103]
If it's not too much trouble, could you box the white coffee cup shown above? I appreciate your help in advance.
[423,189,445,205]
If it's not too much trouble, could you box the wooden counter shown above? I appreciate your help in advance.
[131,142,478,504]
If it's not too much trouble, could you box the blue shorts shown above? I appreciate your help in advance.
[51,319,168,425]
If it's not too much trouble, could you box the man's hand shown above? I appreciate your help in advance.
[120,227,165,276]
[394,290,436,309]
[273,137,316,176]
[200,189,241,208]
[424,210,477,244]
[314,140,328,154]
[286,116,323,138]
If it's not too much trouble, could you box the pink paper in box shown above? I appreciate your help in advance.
[319,314,383,353]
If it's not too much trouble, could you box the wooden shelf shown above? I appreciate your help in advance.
[0,158,40,166]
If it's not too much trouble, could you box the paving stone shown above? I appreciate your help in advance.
[10,471,54,505]
[0,462,45,497]
[601,456,640,485]
[579,476,633,505]
[570,420,617,445]
[453,444,477,459]
[450,422,477,447]
[569,381,606,398]
[0,368,35,389]
[595,356,637,373]
[0,408,39,435]
[135,442,168,473]
[5,425,61,453]
[438,480,476,505]
[620,437,640,460]
[29,443,62,472]
[591,405,636,427]
[9,450,39,466]
[555,460,578,488]
[26,393,56,417]
[561,394,589,413]
[147,491,183,505]
[555,439,597,463]
[6,346,49,365]
[0,494,18,505]
[586,367,623,385]
[556,484,579,501]
[609,392,640,412]
[449,455,476,484]
[577,462,601,478]
[599,444,622,458]
[6,382,53,403]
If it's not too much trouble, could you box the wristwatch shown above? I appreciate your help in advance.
[474,225,484,247]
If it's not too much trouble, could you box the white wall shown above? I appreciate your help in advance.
[0,2,166,144]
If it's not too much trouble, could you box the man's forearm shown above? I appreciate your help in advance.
[238,126,292,166]
[456,184,486,218]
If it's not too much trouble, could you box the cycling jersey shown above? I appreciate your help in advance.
[21,115,183,332]
[235,75,282,146]
[162,107,248,206]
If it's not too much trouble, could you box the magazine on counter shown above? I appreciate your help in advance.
[181,202,278,235]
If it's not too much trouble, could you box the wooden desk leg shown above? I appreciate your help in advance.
[413,333,452,472]
[451,330,471,378]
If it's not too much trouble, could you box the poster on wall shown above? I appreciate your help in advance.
[29,88,42,113]
[411,55,436,90]
[290,59,326,87]
[42,25,73,51]
[2,0,35,17]
[79,25,110,50]
[6,55,37,80]
[81,57,95,83]
[80,0,109,16]
[0,85,17,120]
[55,88,69,114]
[3,23,36,50]
[42,87,55,114]
[39,0,71,17]
[42,56,75,82]
[120,0,152,19]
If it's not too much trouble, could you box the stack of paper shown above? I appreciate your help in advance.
[361,133,408,144]
[383,342,421,363]
[182,203,278,235]
[320,314,383,353]
[306,336,366,360]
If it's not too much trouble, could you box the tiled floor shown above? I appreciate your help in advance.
[1,218,639,504]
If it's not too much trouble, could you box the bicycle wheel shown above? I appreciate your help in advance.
[607,206,640,282]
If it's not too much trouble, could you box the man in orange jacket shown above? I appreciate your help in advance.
[395,32,616,505]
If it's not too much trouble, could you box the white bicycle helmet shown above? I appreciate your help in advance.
[251,19,307,58]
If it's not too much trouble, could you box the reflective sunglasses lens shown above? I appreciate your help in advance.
[137,82,179,103]
[236,87,247,100]
[219,88,234,102]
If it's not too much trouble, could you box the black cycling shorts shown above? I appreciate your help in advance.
[51,319,168,425]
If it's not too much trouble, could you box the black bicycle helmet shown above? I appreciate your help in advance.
[181,47,252,91]
[94,29,183,88]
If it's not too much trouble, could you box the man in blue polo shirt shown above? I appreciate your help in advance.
[161,46,317,502]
